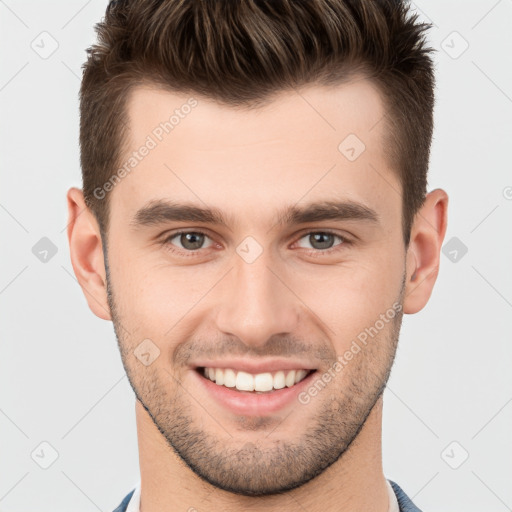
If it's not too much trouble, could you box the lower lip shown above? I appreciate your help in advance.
[192,369,317,416]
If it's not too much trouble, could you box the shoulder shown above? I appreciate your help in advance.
[389,480,423,512]
[112,489,136,512]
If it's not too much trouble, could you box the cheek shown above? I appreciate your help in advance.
[109,248,213,338]
[291,252,403,349]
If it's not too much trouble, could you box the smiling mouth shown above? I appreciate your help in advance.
[196,367,315,394]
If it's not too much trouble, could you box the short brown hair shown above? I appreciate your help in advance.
[80,0,435,245]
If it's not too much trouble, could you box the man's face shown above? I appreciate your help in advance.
[105,79,406,495]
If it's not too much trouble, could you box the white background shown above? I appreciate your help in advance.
[0,1,511,511]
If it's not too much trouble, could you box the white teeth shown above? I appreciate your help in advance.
[223,368,236,388]
[295,369,307,384]
[273,371,286,389]
[236,371,254,391]
[285,370,296,388]
[254,373,273,392]
[202,367,310,392]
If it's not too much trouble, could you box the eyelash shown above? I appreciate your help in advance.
[159,229,352,258]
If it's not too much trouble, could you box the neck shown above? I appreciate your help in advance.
[136,395,389,512]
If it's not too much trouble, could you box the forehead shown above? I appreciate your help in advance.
[110,78,399,229]
[126,77,386,151]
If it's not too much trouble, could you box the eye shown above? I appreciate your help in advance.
[295,231,347,253]
[160,229,349,258]
[163,230,214,253]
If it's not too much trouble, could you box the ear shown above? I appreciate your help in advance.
[403,188,449,314]
[66,187,111,321]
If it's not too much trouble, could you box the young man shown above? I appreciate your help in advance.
[67,1,448,510]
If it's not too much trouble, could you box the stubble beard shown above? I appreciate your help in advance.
[105,258,404,496]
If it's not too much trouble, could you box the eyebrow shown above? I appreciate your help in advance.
[130,199,379,230]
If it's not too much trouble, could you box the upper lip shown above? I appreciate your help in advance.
[193,359,317,374]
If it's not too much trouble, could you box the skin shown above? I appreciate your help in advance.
[67,77,448,512]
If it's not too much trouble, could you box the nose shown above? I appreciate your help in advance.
[215,249,301,349]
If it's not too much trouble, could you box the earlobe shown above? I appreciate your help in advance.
[403,189,449,314]
[66,187,112,321]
